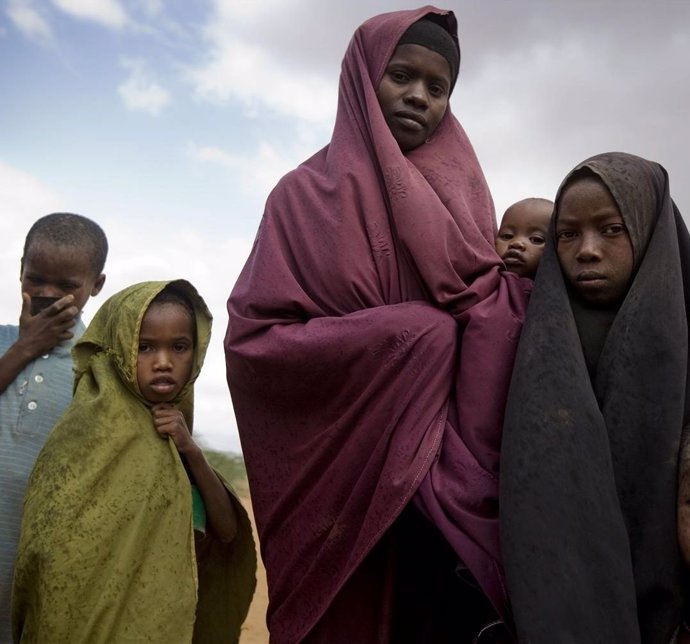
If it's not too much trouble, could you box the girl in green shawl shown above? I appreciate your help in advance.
[12,280,256,644]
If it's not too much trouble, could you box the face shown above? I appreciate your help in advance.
[496,201,552,278]
[136,302,195,404]
[376,43,452,152]
[20,242,105,313]
[556,176,634,307]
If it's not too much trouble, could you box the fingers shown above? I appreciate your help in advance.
[17,294,79,357]
[150,405,195,453]
[20,292,31,320]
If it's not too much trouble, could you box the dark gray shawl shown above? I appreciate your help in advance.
[500,152,690,643]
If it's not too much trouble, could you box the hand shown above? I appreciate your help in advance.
[151,403,197,455]
[16,293,79,359]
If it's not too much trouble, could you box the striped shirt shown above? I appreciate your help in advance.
[0,321,83,642]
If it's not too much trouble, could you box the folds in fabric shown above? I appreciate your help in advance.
[501,152,688,643]
[13,280,256,644]
[226,7,530,642]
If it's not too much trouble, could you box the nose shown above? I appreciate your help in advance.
[575,232,602,262]
[403,80,429,108]
[508,238,526,250]
[37,285,63,298]
[153,350,173,370]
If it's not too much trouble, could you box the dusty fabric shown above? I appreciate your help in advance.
[225,6,529,642]
[13,280,256,644]
[500,152,689,643]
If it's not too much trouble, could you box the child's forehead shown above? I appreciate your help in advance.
[141,301,196,334]
[25,240,96,266]
[502,202,552,230]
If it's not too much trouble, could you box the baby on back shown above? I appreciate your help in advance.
[496,198,553,279]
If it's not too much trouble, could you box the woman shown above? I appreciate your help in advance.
[226,7,529,642]
[500,152,690,643]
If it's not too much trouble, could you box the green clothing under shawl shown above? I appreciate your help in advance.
[12,280,256,643]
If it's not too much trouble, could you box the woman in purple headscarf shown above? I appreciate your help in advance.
[225,7,530,643]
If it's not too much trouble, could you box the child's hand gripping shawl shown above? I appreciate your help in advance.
[500,152,689,643]
[225,6,530,641]
[12,280,256,644]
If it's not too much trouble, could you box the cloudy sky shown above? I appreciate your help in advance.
[2,0,689,453]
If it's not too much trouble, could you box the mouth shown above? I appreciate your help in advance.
[576,271,607,283]
[149,377,177,394]
[502,250,524,265]
[393,110,426,131]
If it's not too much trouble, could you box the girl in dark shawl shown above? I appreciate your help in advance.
[226,6,530,642]
[500,152,690,643]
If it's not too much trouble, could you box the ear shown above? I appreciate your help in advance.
[91,273,106,297]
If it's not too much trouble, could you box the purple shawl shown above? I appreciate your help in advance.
[226,7,530,641]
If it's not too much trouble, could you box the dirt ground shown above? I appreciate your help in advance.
[239,495,270,644]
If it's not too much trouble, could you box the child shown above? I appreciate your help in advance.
[0,212,107,642]
[495,198,553,279]
[12,281,256,643]
[500,153,688,642]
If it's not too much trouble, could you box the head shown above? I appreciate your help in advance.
[20,212,108,313]
[376,17,459,152]
[136,287,196,404]
[555,172,634,308]
[496,198,554,278]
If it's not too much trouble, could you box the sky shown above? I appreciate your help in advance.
[2,0,689,454]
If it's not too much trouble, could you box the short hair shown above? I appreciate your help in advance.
[23,212,108,275]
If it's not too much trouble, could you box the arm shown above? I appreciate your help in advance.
[151,403,238,543]
[0,293,79,394]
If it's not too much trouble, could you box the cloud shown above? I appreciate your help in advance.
[188,128,324,198]
[6,0,53,44]
[187,35,336,124]
[0,159,251,453]
[0,159,68,330]
[188,142,295,198]
[118,58,171,115]
[50,0,128,29]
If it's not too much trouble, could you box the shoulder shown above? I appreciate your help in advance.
[0,324,19,353]
[266,146,329,203]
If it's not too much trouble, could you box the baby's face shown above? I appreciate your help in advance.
[137,302,195,404]
[496,202,552,279]
[556,176,633,307]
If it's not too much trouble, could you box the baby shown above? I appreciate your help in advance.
[496,198,553,279]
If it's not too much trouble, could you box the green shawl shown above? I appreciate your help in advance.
[12,280,256,643]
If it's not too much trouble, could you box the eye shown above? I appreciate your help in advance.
[59,281,79,291]
[389,70,409,84]
[173,342,191,353]
[529,235,546,245]
[602,223,628,236]
[557,230,576,241]
[498,232,513,241]
[138,343,152,353]
[428,83,447,98]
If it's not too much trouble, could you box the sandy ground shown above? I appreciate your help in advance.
[239,495,270,644]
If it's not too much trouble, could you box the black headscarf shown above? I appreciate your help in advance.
[500,152,690,643]
[398,16,460,91]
